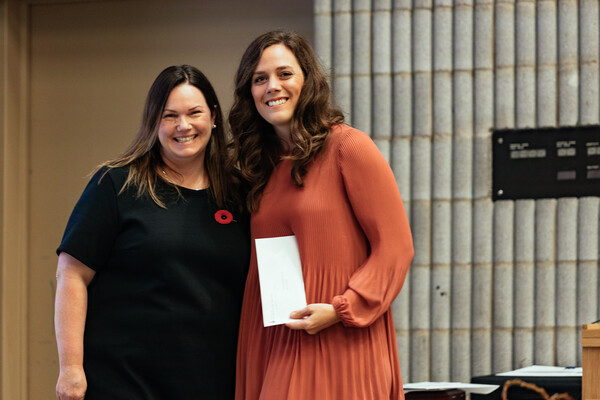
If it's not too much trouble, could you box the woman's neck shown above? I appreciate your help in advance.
[274,126,293,153]
[160,158,209,190]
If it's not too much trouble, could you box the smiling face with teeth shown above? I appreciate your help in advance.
[251,44,305,142]
[157,83,215,169]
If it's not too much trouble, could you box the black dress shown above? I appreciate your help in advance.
[57,166,250,400]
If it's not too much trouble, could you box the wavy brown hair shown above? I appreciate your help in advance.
[96,65,243,210]
[229,31,344,212]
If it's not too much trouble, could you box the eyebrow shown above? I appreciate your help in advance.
[163,105,204,113]
[253,65,295,75]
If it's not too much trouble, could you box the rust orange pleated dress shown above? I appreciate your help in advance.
[235,124,414,400]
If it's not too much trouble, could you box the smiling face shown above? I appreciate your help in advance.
[251,44,305,141]
[157,83,215,168]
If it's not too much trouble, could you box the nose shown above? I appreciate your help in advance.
[266,76,281,93]
[177,116,191,131]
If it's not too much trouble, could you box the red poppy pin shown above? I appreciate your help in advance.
[214,210,234,224]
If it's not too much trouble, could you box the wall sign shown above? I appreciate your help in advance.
[492,126,600,200]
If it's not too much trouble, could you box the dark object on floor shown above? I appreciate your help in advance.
[405,389,466,400]
[471,374,581,400]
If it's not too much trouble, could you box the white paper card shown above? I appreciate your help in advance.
[255,235,307,327]
[496,365,582,377]
[403,382,499,395]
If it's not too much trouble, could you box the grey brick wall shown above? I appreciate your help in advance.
[314,0,600,382]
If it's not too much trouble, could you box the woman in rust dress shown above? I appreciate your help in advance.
[229,31,414,400]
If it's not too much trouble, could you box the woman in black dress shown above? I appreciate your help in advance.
[54,65,249,400]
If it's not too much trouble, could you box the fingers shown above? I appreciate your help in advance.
[285,303,340,335]
[56,386,86,400]
[285,318,309,330]
[289,307,310,319]
[56,389,85,400]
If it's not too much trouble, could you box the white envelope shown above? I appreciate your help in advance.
[255,235,307,327]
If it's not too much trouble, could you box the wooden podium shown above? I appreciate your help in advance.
[582,324,600,400]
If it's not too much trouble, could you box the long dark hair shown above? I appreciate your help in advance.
[229,31,344,212]
[97,65,242,209]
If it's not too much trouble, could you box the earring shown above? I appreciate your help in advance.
[213,124,217,128]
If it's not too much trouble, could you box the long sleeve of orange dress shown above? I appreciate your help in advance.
[235,124,414,400]
[331,125,414,328]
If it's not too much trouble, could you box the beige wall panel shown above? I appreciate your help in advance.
[28,0,312,398]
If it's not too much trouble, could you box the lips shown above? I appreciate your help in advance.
[174,135,197,143]
[266,97,288,107]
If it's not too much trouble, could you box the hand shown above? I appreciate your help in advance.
[285,303,341,335]
[56,365,86,400]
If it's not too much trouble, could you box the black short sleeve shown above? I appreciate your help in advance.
[57,169,120,271]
